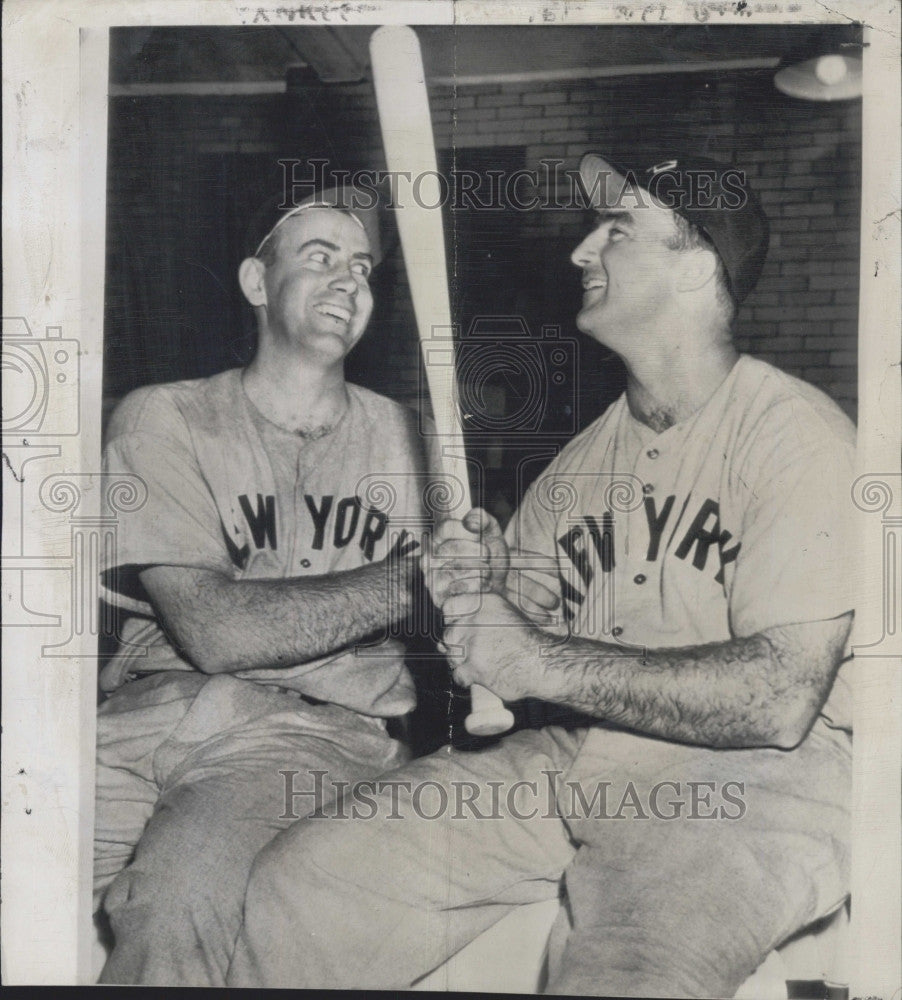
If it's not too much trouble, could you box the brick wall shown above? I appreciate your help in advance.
[105,66,861,435]
[428,71,861,420]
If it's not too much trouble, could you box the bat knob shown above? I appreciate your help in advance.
[464,685,515,736]
[464,707,516,737]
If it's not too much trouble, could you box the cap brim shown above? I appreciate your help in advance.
[578,153,627,211]
[578,153,673,214]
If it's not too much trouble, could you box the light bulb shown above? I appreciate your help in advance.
[814,55,848,86]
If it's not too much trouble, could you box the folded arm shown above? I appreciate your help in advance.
[140,556,414,674]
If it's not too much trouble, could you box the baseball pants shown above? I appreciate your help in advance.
[94,670,406,986]
[227,719,850,997]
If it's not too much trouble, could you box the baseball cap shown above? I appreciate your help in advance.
[578,152,769,303]
[245,184,383,265]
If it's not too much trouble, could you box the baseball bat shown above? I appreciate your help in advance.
[369,25,515,737]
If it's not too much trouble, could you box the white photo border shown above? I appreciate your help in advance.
[2,1,899,992]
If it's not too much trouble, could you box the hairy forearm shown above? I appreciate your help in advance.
[541,629,838,749]
[143,558,413,673]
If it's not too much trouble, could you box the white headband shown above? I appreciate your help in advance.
[254,200,366,259]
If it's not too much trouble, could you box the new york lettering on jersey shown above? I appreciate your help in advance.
[226,491,412,570]
[556,493,742,621]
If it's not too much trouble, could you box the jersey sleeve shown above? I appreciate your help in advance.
[728,411,856,637]
[101,387,235,615]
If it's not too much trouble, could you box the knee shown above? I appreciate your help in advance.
[103,854,209,927]
[243,822,339,920]
[246,823,321,895]
[244,839,287,904]
[103,815,247,928]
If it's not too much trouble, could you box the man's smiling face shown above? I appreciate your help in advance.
[261,207,375,364]
[570,205,689,353]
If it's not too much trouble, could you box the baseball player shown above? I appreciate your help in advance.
[94,187,433,985]
[228,153,855,997]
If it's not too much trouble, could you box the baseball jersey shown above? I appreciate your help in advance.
[507,354,855,730]
[100,368,433,713]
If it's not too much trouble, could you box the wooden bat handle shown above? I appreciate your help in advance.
[369,26,513,737]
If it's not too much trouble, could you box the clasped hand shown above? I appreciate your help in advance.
[421,509,561,702]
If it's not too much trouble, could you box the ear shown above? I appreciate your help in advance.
[675,246,720,295]
[238,257,267,307]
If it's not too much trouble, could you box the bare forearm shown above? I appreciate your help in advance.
[143,558,413,673]
[538,625,844,749]
[545,635,780,746]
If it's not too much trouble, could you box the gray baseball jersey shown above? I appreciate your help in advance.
[508,354,855,731]
[100,367,432,712]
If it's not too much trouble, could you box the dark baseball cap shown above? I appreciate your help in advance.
[578,153,770,303]
[245,184,383,265]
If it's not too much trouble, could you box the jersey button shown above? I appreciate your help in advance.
[642,483,655,495]
[612,626,624,637]
[647,448,659,459]
[634,573,647,584]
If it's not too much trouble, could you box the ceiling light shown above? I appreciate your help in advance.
[774,54,862,101]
